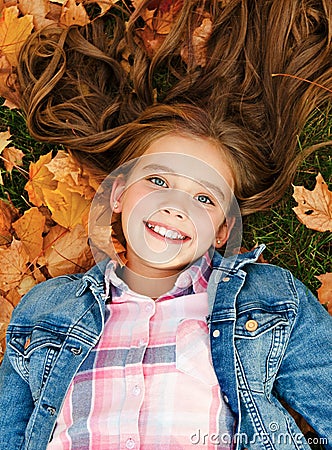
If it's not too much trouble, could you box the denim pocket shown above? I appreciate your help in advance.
[175,319,218,385]
[235,308,289,339]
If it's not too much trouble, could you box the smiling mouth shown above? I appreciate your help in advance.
[144,221,189,241]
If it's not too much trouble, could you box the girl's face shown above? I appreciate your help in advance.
[111,134,235,278]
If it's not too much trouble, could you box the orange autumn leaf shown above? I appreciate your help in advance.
[25,152,57,207]
[0,238,29,292]
[0,198,18,245]
[181,16,212,67]
[42,223,94,277]
[316,273,332,315]
[46,150,96,200]
[0,295,14,363]
[17,0,55,30]
[0,6,34,66]
[12,207,45,261]
[0,54,20,108]
[43,182,91,230]
[293,173,332,232]
[59,0,90,27]
[0,128,11,153]
[2,146,24,173]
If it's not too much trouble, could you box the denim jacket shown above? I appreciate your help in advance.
[0,246,331,450]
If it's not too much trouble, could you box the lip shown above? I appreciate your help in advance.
[143,220,190,243]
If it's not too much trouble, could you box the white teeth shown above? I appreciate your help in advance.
[146,222,185,240]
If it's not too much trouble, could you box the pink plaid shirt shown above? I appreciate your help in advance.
[47,254,235,449]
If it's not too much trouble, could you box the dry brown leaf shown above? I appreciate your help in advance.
[0,198,18,245]
[42,223,94,277]
[59,0,90,27]
[181,16,212,67]
[316,273,332,315]
[95,0,115,14]
[25,152,57,207]
[12,207,45,261]
[18,0,55,30]
[5,287,22,307]
[0,54,20,107]
[46,150,96,200]
[0,128,11,153]
[0,6,34,66]
[2,146,24,173]
[43,181,91,230]
[0,294,14,363]
[0,238,29,292]
[17,274,37,296]
[293,173,332,232]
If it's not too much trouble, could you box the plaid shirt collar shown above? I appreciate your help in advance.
[104,251,213,302]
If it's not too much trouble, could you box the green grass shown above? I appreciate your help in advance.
[0,99,331,296]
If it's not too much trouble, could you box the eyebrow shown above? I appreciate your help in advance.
[141,163,225,201]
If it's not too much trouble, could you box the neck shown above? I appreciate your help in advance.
[120,266,179,299]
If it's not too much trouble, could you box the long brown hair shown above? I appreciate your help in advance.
[17,0,332,215]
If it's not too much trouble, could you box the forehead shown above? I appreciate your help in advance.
[138,134,235,190]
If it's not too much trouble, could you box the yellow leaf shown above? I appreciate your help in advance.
[43,182,91,229]
[0,6,34,66]
[25,152,57,207]
[42,223,94,277]
[2,146,24,173]
[12,207,45,261]
[59,0,90,27]
[0,238,29,292]
[292,173,332,232]
[316,273,332,315]
[6,287,22,308]
[0,295,13,325]
[0,54,21,107]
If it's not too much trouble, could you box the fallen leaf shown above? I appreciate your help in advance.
[0,128,11,153]
[293,173,332,232]
[42,223,94,277]
[316,273,332,315]
[59,0,90,27]
[2,146,24,172]
[0,54,20,107]
[0,198,18,245]
[17,274,37,296]
[25,152,57,207]
[43,181,91,229]
[5,287,22,307]
[12,207,45,261]
[0,6,34,66]
[95,0,115,14]
[46,150,96,200]
[181,16,212,67]
[0,238,29,292]
[0,294,13,324]
[18,0,55,30]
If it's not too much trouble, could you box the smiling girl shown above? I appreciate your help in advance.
[0,1,332,449]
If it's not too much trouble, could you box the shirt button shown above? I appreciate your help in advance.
[223,394,229,404]
[145,303,154,312]
[213,329,220,338]
[245,319,258,332]
[126,438,136,449]
[132,385,141,396]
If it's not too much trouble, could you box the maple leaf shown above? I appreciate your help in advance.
[43,181,91,230]
[316,273,332,315]
[0,128,11,152]
[293,173,332,232]
[2,146,24,173]
[0,238,29,292]
[181,16,212,68]
[12,207,45,261]
[25,152,57,207]
[46,150,96,200]
[0,198,18,245]
[59,0,90,27]
[0,54,20,108]
[41,223,94,277]
[17,0,55,30]
[0,6,34,66]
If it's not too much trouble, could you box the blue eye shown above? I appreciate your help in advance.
[148,176,168,187]
[196,194,214,205]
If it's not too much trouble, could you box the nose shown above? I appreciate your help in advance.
[161,208,186,220]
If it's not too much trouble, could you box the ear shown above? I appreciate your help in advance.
[110,175,126,213]
[215,216,235,248]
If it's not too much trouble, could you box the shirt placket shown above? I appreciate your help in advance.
[119,297,155,450]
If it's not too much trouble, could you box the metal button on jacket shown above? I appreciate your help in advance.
[245,319,258,332]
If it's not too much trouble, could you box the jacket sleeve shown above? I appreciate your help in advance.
[274,278,332,449]
[0,350,35,450]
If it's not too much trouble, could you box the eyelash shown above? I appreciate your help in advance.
[147,176,215,205]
